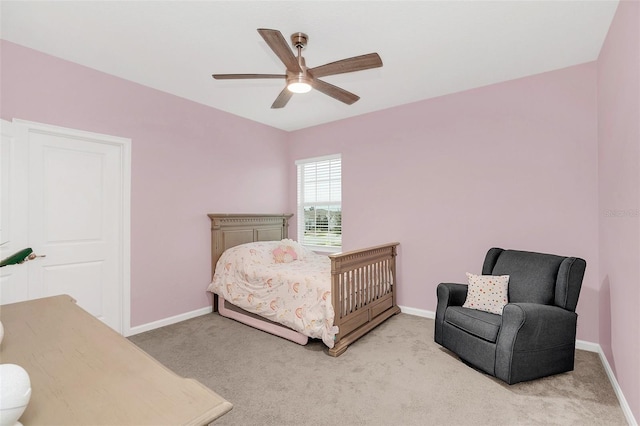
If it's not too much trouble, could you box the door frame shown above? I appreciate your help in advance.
[7,119,132,335]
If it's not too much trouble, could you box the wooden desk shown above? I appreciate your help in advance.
[0,295,232,425]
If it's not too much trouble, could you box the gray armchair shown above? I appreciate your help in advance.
[434,248,586,384]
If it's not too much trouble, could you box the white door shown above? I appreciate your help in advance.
[0,119,131,334]
[0,121,29,303]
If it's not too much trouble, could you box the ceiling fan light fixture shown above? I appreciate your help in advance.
[287,82,312,93]
[287,75,312,93]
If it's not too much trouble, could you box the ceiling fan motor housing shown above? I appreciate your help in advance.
[291,32,308,49]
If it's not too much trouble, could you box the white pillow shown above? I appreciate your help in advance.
[463,272,510,315]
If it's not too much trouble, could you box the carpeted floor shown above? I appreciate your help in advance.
[129,313,627,425]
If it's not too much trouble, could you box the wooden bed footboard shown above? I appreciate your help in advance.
[328,242,401,356]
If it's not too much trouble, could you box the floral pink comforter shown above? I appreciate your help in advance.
[207,240,338,347]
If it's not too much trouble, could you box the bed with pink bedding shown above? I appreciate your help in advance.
[208,239,338,347]
[207,213,400,356]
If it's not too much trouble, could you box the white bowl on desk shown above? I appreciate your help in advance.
[0,364,31,426]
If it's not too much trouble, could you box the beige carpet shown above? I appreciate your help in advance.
[129,313,627,425]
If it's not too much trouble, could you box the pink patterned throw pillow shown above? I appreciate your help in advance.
[272,244,298,263]
[463,272,510,315]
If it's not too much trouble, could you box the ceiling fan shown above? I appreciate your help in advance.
[212,28,383,109]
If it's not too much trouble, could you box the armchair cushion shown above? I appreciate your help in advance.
[444,306,502,343]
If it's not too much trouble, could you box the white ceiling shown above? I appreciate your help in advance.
[1,1,619,132]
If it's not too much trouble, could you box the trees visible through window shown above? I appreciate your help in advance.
[296,155,341,249]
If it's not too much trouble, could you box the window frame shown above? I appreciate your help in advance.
[295,154,342,253]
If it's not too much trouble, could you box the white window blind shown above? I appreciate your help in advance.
[296,155,341,249]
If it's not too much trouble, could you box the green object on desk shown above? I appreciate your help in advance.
[0,248,33,268]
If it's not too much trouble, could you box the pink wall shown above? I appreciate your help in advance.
[0,40,289,327]
[598,0,640,419]
[288,63,600,343]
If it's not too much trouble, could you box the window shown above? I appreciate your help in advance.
[296,154,341,250]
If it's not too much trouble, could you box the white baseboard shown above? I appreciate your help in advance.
[399,305,435,319]
[575,339,600,352]
[592,344,637,425]
[126,305,212,337]
[399,307,636,425]
[576,340,636,424]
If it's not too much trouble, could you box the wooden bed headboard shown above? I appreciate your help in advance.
[208,213,294,277]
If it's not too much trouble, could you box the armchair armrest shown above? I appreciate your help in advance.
[495,303,578,383]
[498,303,577,350]
[437,283,468,307]
[434,283,468,344]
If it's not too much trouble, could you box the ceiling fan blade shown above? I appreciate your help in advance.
[271,87,294,109]
[310,79,360,105]
[212,74,285,80]
[309,53,383,78]
[257,28,302,73]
